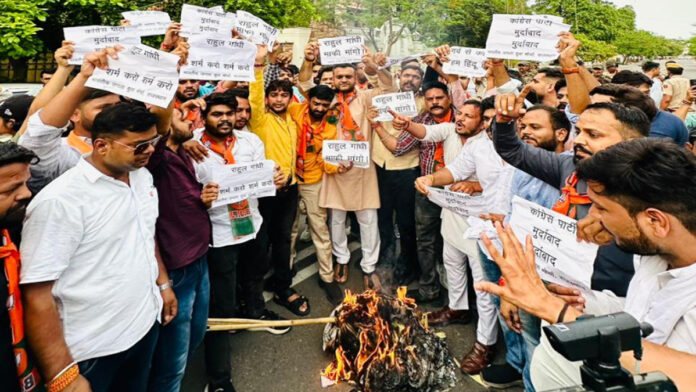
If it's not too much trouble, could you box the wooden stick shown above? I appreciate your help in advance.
[208,318,269,325]
[207,317,337,331]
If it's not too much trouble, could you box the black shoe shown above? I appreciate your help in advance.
[318,279,344,306]
[406,289,440,304]
[249,309,291,335]
[394,270,418,286]
[481,363,523,389]
[204,380,236,392]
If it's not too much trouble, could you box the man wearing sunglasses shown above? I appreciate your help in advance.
[20,102,175,392]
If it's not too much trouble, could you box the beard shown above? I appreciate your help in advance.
[309,109,327,120]
[614,221,660,255]
[573,144,594,165]
[522,135,557,152]
[401,82,418,92]
[205,120,234,138]
[234,118,248,130]
[0,201,29,228]
[525,90,542,105]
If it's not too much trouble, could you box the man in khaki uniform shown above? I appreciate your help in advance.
[661,63,690,112]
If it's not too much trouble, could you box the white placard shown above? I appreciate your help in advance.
[179,4,235,38]
[210,160,276,207]
[121,11,172,36]
[426,187,488,217]
[319,36,365,65]
[322,141,370,169]
[84,44,179,108]
[63,26,142,65]
[509,196,598,290]
[235,11,280,50]
[180,36,257,81]
[441,47,487,77]
[371,92,419,122]
[485,14,571,62]
[379,53,428,70]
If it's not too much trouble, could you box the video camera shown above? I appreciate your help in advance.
[543,312,677,392]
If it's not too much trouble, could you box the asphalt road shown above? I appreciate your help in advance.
[181,228,520,392]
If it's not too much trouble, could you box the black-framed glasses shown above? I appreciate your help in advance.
[110,134,162,155]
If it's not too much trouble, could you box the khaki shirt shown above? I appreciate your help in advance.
[663,76,690,111]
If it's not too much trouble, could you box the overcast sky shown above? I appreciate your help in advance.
[606,0,696,39]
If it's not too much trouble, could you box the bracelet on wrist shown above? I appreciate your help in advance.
[158,280,173,291]
[160,42,173,51]
[47,362,79,392]
[682,99,694,106]
[556,302,571,323]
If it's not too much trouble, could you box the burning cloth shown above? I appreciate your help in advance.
[322,288,458,392]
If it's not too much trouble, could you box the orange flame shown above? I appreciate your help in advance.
[396,286,416,306]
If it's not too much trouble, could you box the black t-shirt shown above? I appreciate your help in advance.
[0,258,21,392]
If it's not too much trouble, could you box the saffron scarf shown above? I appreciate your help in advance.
[66,131,92,154]
[1,230,44,392]
[201,133,255,238]
[432,109,453,172]
[335,90,364,141]
[551,172,592,219]
[296,105,326,183]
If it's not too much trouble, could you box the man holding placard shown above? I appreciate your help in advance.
[298,41,395,292]
[189,92,286,392]
[370,65,424,286]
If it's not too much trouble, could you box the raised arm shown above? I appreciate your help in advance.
[39,47,120,128]
[17,42,75,137]
[298,42,318,90]
[493,92,568,188]
[248,44,269,131]
[558,32,592,114]
[364,50,395,94]
[674,87,695,121]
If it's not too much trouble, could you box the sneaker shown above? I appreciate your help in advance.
[249,309,291,335]
[481,363,524,389]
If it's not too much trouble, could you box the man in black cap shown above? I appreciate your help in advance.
[0,95,34,144]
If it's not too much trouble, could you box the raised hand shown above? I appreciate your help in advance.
[80,46,122,78]
[162,22,182,50]
[55,41,75,68]
[304,42,318,63]
[495,84,531,120]
[387,109,410,130]
[556,31,581,68]
[434,44,452,63]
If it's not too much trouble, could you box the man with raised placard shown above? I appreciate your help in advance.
[298,41,395,294]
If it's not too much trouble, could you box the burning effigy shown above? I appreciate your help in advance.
[322,287,458,392]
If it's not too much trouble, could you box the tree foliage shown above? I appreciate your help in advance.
[0,0,52,59]
[614,30,683,58]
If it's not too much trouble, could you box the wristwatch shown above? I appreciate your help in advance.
[159,280,173,291]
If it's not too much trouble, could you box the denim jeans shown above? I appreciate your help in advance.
[79,323,159,392]
[479,246,538,391]
[148,255,210,392]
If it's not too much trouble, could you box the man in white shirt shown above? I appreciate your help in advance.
[476,139,696,391]
[190,92,286,392]
[18,49,122,192]
[642,61,662,107]
[20,102,175,392]
[391,100,502,374]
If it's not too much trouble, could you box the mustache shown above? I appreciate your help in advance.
[430,105,444,110]
[521,135,537,143]
[217,120,232,128]
[573,144,593,156]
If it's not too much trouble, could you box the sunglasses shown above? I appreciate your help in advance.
[109,135,162,155]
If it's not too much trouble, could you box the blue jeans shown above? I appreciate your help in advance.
[148,255,210,392]
[79,323,159,392]
[479,247,538,391]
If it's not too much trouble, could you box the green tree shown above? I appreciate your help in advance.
[575,33,616,62]
[532,0,634,42]
[614,30,683,58]
[688,36,696,56]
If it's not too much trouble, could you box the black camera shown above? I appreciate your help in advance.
[543,312,678,392]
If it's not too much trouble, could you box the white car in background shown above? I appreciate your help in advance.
[0,83,43,101]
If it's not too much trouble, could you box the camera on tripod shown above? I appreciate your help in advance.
[543,312,678,392]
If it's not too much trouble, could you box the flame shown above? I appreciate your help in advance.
[396,286,416,306]
[325,288,416,385]
[323,347,353,381]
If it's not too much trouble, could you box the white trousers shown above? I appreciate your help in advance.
[443,239,499,346]
[530,321,582,390]
[330,209,380,274]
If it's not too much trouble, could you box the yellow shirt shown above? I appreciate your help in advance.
[249,68,298,185]
[288,103,338,185]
